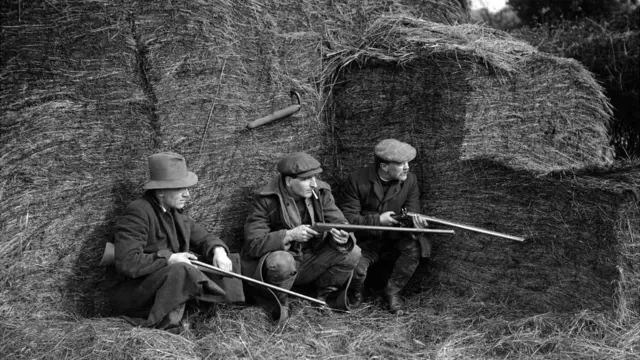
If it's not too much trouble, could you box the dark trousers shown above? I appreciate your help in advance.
[263,244,361,293]
[352,236,421,295]
[110,262,225,328]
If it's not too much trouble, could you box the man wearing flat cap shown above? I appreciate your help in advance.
[338,139,430,315]
[242,152,361,322]
[109,152,242,331]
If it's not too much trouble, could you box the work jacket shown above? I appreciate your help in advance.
[242,175,355,280]
[339,163,431,257]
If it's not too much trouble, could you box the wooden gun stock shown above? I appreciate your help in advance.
[312,222,455,235]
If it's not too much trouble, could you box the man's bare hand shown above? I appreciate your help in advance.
[330,228,350,244]
[168,252,197,266]
[411,214,429,228]
[285,225,319,243]
[379,211,399,226]
[212,247,232,271]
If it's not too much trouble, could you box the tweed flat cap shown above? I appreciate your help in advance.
[374,139,416,163]
[277,152,323,178]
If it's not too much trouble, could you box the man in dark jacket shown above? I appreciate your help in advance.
[242,152,361,322]
[338,139,430,315]
[111,152,241,330]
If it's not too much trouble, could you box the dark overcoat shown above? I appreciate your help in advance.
[111,192,240,327]
[339,163,431,257]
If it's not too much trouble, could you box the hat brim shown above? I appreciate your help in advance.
[143,172,198,189]
[293,167,322,178]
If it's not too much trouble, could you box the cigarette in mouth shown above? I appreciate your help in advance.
[312,190,318,199]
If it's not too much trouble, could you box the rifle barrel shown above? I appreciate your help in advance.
[191,260,326,306]
[314,223,455,234]
[405,212,525,242]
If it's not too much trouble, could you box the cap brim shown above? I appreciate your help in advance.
[143,172,198,189]
[295,167,323,178]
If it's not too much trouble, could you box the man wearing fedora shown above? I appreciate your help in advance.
[242,152,361,322]
[338,139,431,315]
[110,152,240,330]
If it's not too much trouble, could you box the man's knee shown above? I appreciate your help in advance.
[347,245,361,267]
[165,262,193,276]
[263,251,297,284]
[333,246,361,269]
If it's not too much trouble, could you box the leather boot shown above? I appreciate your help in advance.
[156,303,186,331]
[384,293,405,315]
[317,286,339,303]
[347,280,364,308]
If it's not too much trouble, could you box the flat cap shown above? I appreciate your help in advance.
[374,139,416,163]
[277,152,323,178]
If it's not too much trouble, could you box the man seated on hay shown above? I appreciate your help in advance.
[339,139,430,315]
[108,152,243,331]
[242,152,361,322]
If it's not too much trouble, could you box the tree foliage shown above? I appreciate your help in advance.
[507,0,630,25]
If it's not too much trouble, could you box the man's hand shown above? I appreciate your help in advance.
[285,225,320,243]
[212,247,232,271]
[168,252,197,266]
[379,211,399,226]
[330,228,350,244]
[411,214,429,228]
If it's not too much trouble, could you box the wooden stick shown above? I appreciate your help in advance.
[191,260,326,306]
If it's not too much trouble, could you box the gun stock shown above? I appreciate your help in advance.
[401,210,525,242]
[312,223,455,235]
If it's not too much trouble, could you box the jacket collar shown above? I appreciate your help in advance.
[367,163,402,203]
[258,175,327,228]
[142,191,186,252]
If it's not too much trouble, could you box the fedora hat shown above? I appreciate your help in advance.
[143,152,198,190]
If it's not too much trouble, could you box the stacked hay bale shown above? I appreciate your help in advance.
[324,15,640,314]
[0,0,470,318]
[0,0,152,317]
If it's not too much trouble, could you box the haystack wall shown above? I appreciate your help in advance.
[329,61,630,313]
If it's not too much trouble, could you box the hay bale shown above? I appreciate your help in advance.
[0,0,154,317]
[0,0,629,326]
[0,0,470,318]
[325,16,614,174]
[323,15,638,313]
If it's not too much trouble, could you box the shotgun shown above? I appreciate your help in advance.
[98,242,326,306]
[312,222,455,235]
[393,209,525,242]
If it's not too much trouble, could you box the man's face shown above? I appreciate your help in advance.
[381,161,409,181]
[158,188,190,210]
[287,175,318,198]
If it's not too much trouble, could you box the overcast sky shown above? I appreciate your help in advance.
[470,0,507,12]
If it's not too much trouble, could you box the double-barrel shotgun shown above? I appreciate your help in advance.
[392,209,525,242]
[312,222,455,235]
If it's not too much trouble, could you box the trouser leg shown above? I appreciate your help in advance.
[384,237,421,295]
[262,250,298,305]
[295,245,360,292]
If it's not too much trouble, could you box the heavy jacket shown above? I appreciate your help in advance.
[339,163,431,257]
[242,175,355,281]
[111,192,240,327]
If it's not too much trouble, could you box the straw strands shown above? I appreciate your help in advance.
[2,0,640,359]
